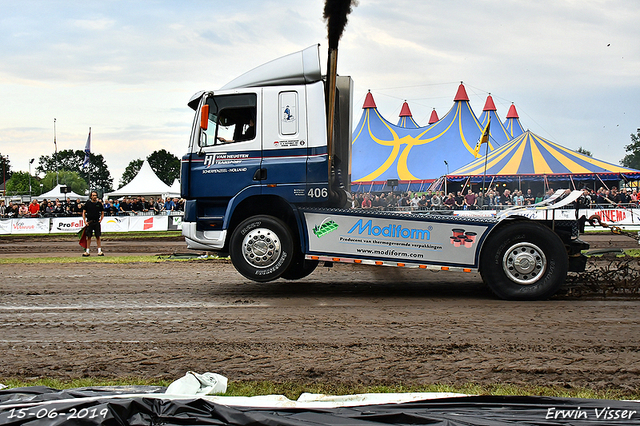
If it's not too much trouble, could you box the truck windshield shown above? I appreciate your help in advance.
[201,93,257,147]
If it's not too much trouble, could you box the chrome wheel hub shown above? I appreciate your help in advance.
[503,242,546,285]
[242,228,281,268]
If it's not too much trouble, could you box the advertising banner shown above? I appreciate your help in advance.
[10,218,50,234]
[168,215,183,231]
[454,208,640,226]
[304,212,493,268]
[129,215,168,232]
[51,217,86,233]
[102,216,129,233]
[0,219,11,235]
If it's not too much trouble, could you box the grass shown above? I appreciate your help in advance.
[0,231,182,240]
[1,378,638,401]
[0,255,183,264]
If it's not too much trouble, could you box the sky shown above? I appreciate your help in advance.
[1,0,639,187]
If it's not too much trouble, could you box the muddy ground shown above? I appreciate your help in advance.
[0,233,639,391]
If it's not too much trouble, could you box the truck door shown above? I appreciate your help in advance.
[260,86,309,202]
[188,91,262,202]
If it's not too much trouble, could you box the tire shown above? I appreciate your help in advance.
[229,215,294,282]
[281,250,318,280]
[480,221,568,300]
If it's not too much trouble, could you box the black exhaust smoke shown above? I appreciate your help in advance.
[323,0,358,50]
[323,0,357,206]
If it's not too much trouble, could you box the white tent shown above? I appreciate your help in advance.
[39,184,88,201]
[106,160,173,199]
[168,179,181,198]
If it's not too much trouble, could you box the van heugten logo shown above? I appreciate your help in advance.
[143,217,154,230]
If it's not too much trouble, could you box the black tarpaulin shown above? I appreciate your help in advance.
[0,386,639,425]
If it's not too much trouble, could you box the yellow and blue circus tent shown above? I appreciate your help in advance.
[397,101,420,128]
[448,130,640,184]
[351,84,493,191]
[503,103,525,139]
[478,94,511,146]
[351,92,433,192]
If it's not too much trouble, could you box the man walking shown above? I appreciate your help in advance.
[81,191,105,256]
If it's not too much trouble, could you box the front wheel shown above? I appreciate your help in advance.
[229,216,294,282]
[480,221,568,300]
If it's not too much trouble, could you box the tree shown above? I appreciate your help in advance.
[118,150,180,188]
[41,171,88,196]
[621,130,640,170]
[5,172,41,196]
[0,153,12,186]
[576,146,592,157]
[36,149,114,192]
[148,149,180,186]
[119,159,143,188]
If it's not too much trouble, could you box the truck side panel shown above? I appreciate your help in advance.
[302,210,497,269]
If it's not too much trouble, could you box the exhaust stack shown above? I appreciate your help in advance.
[323,0,357,206]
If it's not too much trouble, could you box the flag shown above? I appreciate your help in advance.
[82,127,91,170]
[77,226,88,249]
[473,117,491,158]
[53,118,57,154]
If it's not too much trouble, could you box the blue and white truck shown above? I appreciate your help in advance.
[180,44,588,300]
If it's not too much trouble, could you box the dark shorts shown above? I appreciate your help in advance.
[86,221,101,238]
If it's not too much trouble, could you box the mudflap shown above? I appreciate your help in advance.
[568,253,588,272]
[567,237,589,272]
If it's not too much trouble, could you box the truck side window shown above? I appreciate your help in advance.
[201,94,257,147]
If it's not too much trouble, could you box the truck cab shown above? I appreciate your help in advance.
[181,45,343,252]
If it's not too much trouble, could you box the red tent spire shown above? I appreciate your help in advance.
[483,94,497,111]
[506,103,519,118]
[399,101,412,117]
[454,82,469,102]
[428,108,439,124]
[363,90,377,109]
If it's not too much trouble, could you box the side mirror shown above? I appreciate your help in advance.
[200,104,209,130]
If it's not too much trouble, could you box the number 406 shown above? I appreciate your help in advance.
[308,187,328,198]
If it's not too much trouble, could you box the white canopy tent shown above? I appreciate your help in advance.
[168,179,181,198]
[38,184,88,201]
[106,160,174,199]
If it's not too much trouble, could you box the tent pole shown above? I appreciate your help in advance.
[461,177,470,194]
[570,175,576,190]
[544,175,548,192]
[596,174,609,191]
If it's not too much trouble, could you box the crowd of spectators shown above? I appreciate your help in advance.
[0,196,185,218]
[2,186,637,218]
[351,186,640,211]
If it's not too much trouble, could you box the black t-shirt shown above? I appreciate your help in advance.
[82,200,104,221]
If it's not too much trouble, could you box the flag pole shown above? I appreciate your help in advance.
[482,141,489,197]
[88,127,91,192]
[54,118,59,186]
[480,117,491,207]
[83,127,91,193]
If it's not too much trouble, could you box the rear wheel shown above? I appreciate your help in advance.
[480,221,568,300]
[281,251,318,280]
[229,215,293,282]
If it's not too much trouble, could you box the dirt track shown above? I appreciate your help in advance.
[0,233,639,391]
